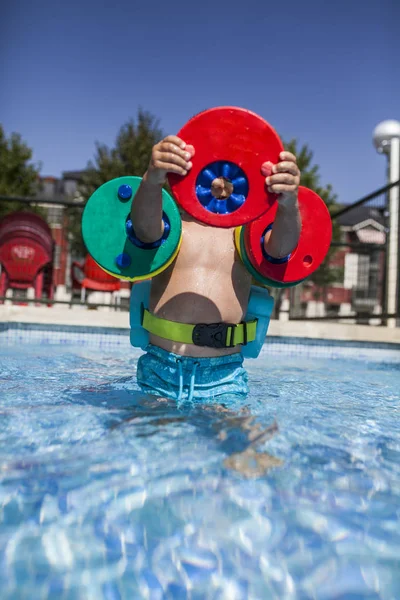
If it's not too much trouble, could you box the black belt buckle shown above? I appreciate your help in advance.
[192,322,235,348]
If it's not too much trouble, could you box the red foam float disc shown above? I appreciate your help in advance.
[243,187,332,283]
[168,106,284,228]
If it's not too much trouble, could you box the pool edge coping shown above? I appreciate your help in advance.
[1,321,400,352]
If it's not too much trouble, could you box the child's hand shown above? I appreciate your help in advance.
[261,151,300,205]
[146,136,195,185]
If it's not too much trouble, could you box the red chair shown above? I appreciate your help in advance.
[71,255,121,302]
[0,212,54,303]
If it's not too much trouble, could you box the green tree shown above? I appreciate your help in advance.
[68,109,164,257]
[82,109,164,196]
[0,125,42,218]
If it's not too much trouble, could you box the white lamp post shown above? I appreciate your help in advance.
[373,120,400,328]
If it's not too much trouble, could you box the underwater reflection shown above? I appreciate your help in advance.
[88,385,284,478]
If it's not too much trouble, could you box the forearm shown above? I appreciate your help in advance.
[130,171,164,244]
[264,197,301,258]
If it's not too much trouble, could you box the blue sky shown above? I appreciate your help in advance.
[1,0,398,204]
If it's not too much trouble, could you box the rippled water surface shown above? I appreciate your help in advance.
[1,342,400,599]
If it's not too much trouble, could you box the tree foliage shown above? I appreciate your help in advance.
[0,125,42,218]
[81,109,163,198]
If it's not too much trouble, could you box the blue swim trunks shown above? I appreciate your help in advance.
[137,344,248,404]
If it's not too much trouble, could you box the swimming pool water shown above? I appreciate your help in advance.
[0,341,400,599]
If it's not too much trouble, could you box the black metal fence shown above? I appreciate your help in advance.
[0,181,399,324]
[288,181,399,324]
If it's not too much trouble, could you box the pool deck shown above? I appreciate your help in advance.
[1,305,400,345]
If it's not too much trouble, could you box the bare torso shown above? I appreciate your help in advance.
[149,214,252,357]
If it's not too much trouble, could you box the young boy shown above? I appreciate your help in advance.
[130,135,301,403]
